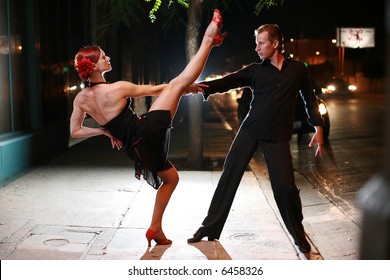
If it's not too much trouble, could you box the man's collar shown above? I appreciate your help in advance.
[261,54,291,64]
[260,59,271,65]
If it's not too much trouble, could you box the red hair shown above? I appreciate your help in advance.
[74,45,101,81]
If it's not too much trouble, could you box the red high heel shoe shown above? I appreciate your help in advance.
[146,228,172,247]
[204,9,227,46]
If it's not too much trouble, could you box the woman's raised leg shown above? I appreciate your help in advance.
[149,9,226,119]
[145,9,226,247]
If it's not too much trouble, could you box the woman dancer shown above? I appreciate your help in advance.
[70,9,226,247]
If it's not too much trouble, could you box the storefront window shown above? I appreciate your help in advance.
[0,0,27,135]
[0,0,91,136]
[39,0,88,125]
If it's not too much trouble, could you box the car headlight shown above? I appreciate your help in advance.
[348,85,357,92]
[327,85,336,92]
[318,103,327,115]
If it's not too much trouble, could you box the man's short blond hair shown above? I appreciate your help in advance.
[255,24,284,52]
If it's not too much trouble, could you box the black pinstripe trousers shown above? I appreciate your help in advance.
[201,128,306,244]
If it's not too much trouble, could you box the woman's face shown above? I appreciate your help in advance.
[95,48,112,74]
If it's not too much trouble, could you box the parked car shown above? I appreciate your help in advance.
[320,77,357,95]
[236,88,330,139]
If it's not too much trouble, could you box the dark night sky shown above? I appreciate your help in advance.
[160,0,386,81]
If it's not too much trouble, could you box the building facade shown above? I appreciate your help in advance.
[0,0,163,184]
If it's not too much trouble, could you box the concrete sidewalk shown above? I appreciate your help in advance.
[0,98,361,260]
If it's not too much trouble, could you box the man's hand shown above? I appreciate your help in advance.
[309,126,323,157]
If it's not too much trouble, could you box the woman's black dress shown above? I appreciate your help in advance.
[102,98,173,189]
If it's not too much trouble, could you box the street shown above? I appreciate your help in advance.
[208,91,387,226]
[289,93,386,224]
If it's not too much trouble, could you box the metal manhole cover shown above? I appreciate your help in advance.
[229,233,258,241]
[43,239,70,247]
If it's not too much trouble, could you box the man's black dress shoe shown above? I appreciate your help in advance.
[187,227,216,243]
[295,239,311,253]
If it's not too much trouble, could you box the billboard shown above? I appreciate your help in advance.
[336,27,375,48]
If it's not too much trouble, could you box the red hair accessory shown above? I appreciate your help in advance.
[75,57,94,80]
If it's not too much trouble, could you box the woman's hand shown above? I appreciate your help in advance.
[111,137,123,150]
[183,83,209,95]
[104,130,123,150]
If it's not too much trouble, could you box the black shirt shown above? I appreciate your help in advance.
[202,58,324,141]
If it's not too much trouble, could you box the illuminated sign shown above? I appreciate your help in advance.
[336,28,375,48]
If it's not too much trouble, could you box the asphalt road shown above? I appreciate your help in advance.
[288,92,386,224]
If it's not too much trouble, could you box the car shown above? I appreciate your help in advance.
[320,77,357,95]
[236,88,330,139]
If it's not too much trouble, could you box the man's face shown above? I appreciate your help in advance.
[255,31,277,60]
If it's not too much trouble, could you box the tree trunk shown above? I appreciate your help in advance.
[185,0,203,169]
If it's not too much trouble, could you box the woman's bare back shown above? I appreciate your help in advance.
[75,82,130,125]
